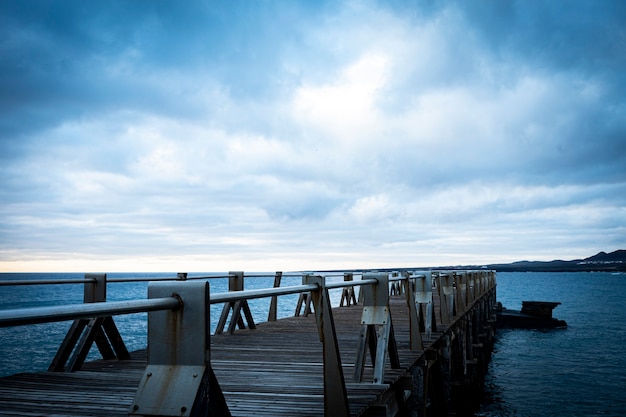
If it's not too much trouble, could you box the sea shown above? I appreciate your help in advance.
[478,272,626,417]
[1,271,625,416]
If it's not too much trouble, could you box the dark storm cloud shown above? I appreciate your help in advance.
[0,0,333,142]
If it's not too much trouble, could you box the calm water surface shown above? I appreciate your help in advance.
[479,272,626,417]
[0,272,323,376]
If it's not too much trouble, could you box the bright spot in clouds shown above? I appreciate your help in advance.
[0,0,625,272]
[294,53,388,139]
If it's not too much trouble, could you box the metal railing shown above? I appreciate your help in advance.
[0,269,496,417]
[0,297,180,327]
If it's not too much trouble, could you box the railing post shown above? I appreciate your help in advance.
[49,273,130,372]
[402,271,424,350]
[454,272,467,314]
[267,271,282,321]
[353,272,400,384]
[215,271,256,334]
[130,280,231,417]
[339,272,357,307]
[476,271,484,297]
[389,271,403,296]
[437,273,455,325]
[414,272,435,340]
[467,272,476,304]
[302,274,350,417]
[84,272,106,303]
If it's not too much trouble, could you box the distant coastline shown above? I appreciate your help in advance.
[320,250,626,274]
[315,250,626,275]
[482,249,626,272]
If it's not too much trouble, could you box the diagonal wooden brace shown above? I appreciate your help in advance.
[339,273,357,307]
[215,271,256,334]
[49,273,129,372]
[294,291,314,317]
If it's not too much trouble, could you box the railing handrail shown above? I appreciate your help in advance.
[0,270,496,329]
[326,278,378,289]
[0,270,440,288]
[211,277,382,303]
[109,274,306,282]
[0,276,381,327]
[211,283,319,304]
[0,272,308,286]
[0,297,181,328]
[0,278,97,286]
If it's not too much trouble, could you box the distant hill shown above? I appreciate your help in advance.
[485,249,626,272]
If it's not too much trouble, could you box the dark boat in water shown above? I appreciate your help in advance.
[496,301,567,329]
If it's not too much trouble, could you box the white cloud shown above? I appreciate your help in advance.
[347,193,396,224]
[1,1,625,271]
[293,52,389,141]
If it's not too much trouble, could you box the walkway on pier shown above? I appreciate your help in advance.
[0,271,496,417]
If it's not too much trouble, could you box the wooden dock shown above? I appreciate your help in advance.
[0,271,496,417]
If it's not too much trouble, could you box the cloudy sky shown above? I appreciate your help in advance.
[1,0,625,272]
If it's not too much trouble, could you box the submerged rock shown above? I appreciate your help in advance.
[496,301,567,329]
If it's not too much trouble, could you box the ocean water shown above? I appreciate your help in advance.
[1,272,625,416]
[0,272,332,377]
[479,272,626,417]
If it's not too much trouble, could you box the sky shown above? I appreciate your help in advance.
[1,0,625,273]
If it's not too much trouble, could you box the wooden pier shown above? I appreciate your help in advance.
[0,270,497,417]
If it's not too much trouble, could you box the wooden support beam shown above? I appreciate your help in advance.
[267,271,282,321]
[303,274,350,417]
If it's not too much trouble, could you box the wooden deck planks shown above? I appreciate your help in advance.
[0,295,451,417]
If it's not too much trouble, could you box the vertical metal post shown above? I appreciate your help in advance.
[476,271,484,297]
[402,272,423,350]
[84,273,106,303]
[302,274,350,417]
[130,280,230,417]
[467,272,476,304]
[353,272,400,384]
[415,272,434,340]
[454,272,467,314]
[437,273,455,325]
